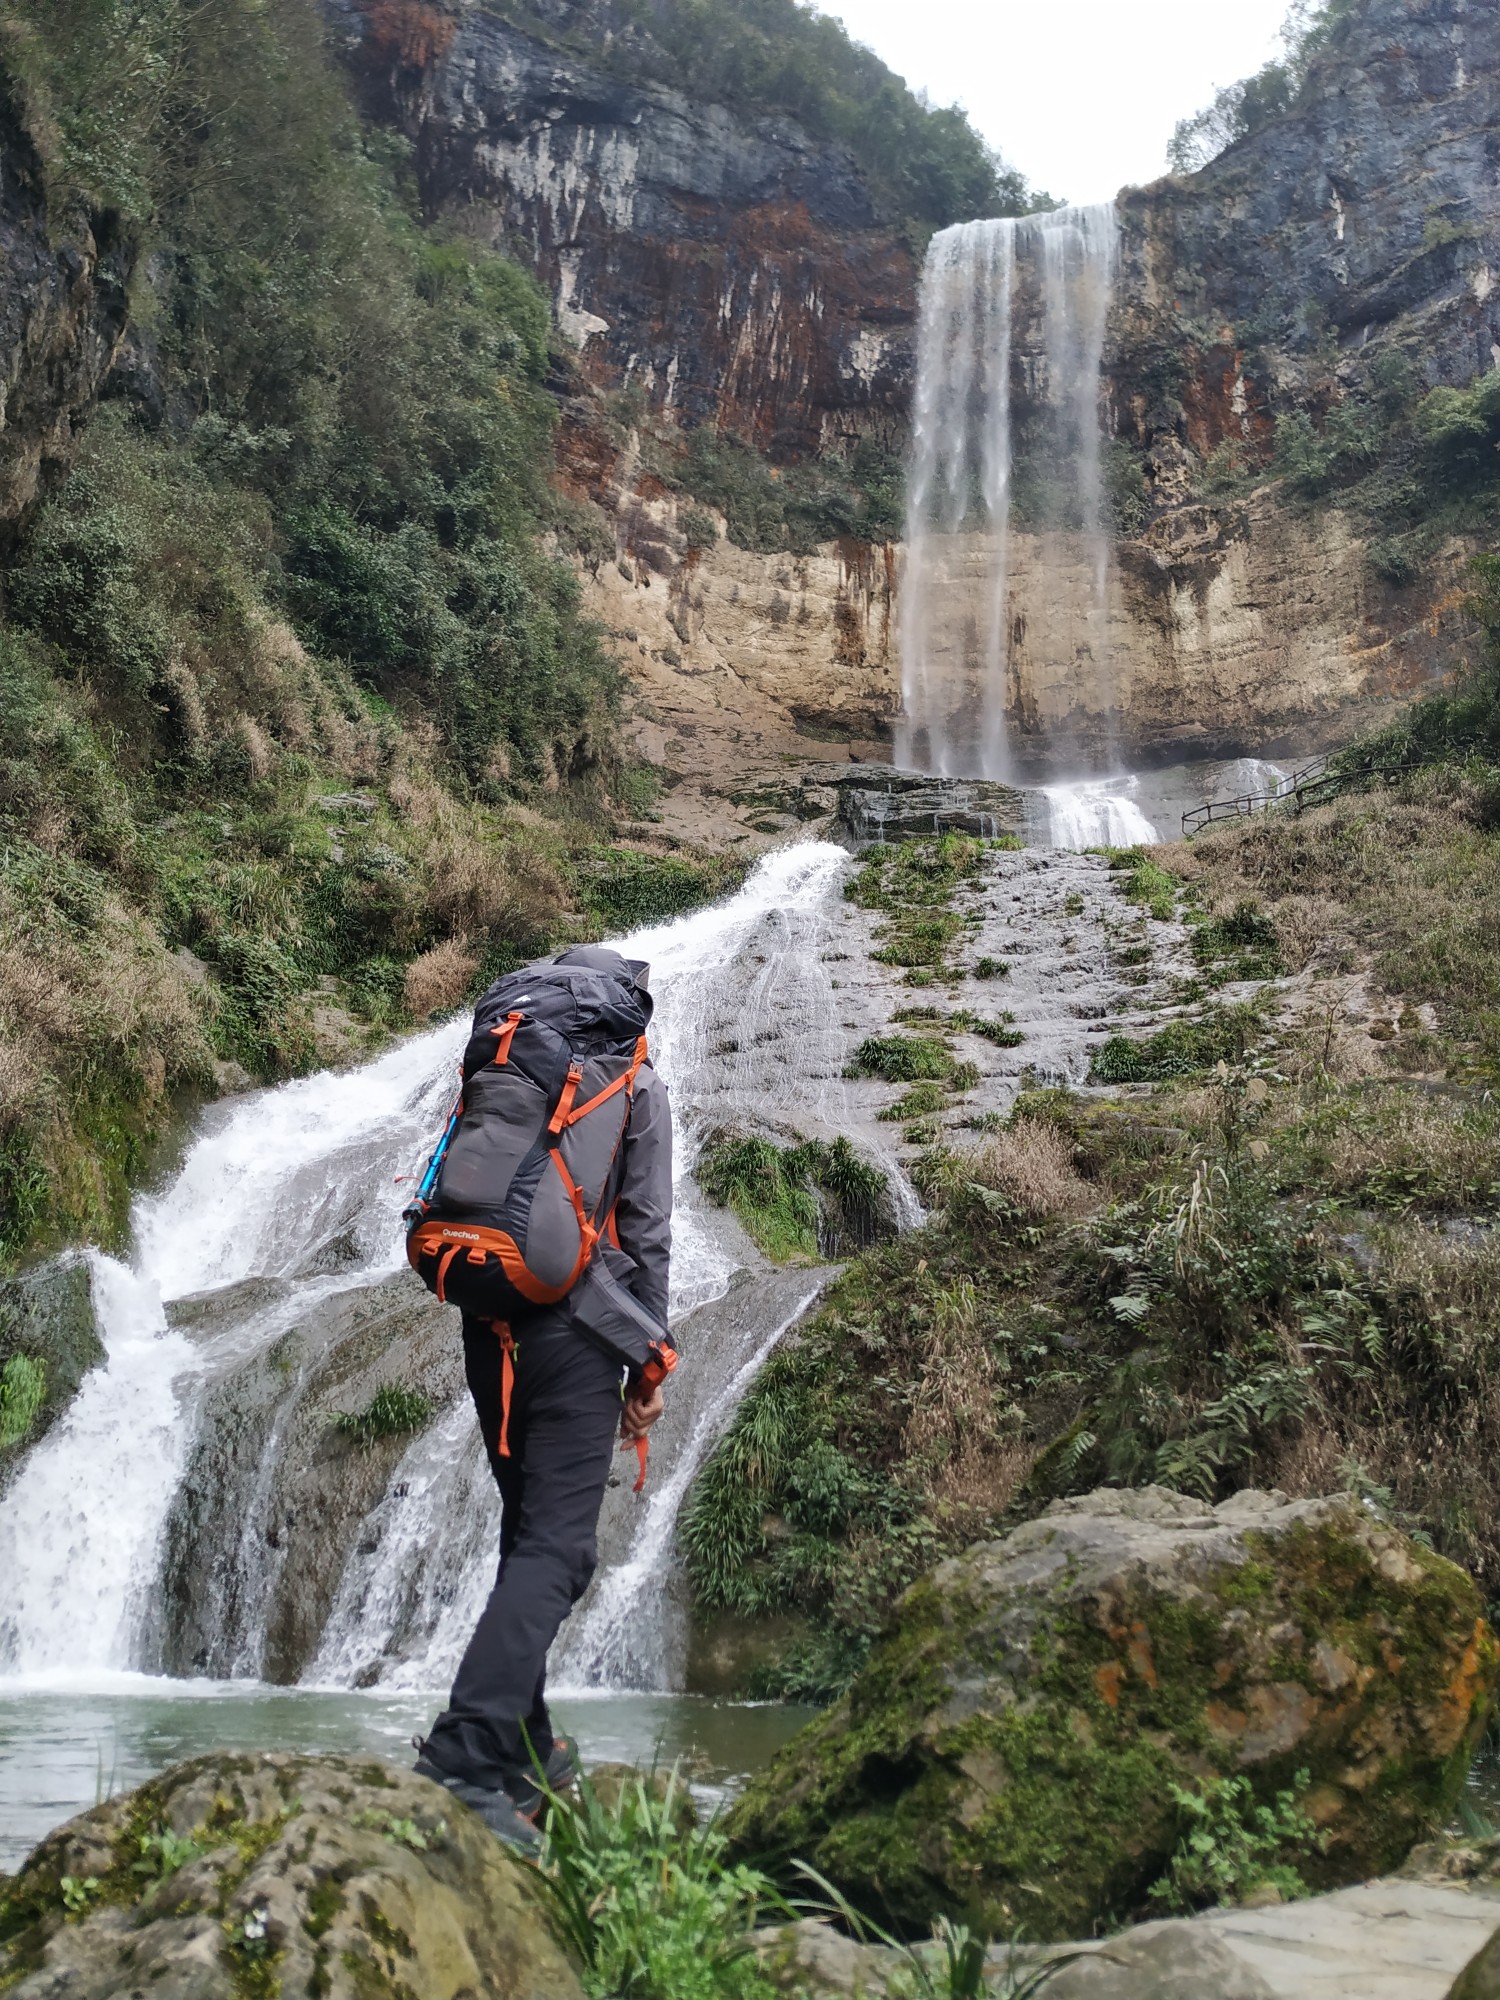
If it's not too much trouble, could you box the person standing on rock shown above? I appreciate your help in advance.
[403,945,675,1849]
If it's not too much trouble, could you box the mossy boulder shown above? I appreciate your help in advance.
[0,1751,583,1999]
[729,1486,1500,1940]
[0,1256,103,1478]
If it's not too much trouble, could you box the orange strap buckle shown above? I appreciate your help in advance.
[548,1062,584,1135]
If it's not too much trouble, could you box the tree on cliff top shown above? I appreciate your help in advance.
[1167,0,1358,175]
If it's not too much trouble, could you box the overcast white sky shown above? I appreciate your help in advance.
[818,0,1296,206]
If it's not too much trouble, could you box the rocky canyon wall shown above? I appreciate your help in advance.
[0,72,135,542]
[320,0,915,458]
[327,0,1500,776]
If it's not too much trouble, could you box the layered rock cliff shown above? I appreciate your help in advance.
[1114,0,1500,497]
[322,0,917,456]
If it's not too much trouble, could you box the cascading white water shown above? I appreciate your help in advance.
[0,841,871,1697]
[1040,776,1158,850]
[0,1024,464,1676]
[897,202,1119,783]
[313,839,888,1694]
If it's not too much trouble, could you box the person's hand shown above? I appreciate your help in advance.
[620,1383,665,1441]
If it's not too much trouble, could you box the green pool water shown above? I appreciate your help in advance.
[0,1680,816,1871]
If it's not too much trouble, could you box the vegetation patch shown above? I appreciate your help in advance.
[845,835,988,985]
[0,1354,46,1450]
[1090,1005,1264,1083]
[330,1386,436,1449]
[698,1135,889,1262]
[1105,848,1179,923]
[845,1037,954,1084]
[582,852,745,930]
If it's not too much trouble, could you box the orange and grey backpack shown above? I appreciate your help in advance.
[405,959,652,1327]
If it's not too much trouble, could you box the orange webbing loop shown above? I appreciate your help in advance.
[548,1062,584,1135]
[435,1243,461,1305]
[490,1012,524,1065]
[495,1321,516,1459]
[559,1037,652,1131]
[624,1342,678,1493]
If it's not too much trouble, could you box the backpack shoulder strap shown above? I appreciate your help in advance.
[554,1036,650,1134]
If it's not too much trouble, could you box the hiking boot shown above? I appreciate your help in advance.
[505,1734,582,1817]
[413,1754,542,1854]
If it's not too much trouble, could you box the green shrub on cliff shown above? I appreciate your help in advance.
[1168,0,1357,173]
[0,0,709,1263]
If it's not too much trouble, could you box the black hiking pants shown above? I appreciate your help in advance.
[422,1313,624,1790]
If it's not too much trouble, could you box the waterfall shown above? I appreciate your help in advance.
[897,203,1119,783]
[0,1023,463,1676]
[0,842,877,1696]
[1040,776,1158,850]
[313,839,890,1695]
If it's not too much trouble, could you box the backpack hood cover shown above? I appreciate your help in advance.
[406,946,656,1352]
[552,946,654,1023]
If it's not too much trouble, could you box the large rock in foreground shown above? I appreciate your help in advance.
[731,1487,1499,1940]
[0,1752,582,1999]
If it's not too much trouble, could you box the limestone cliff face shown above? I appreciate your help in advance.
[0,72,134,542]
[985,503,1472,772]
[579,468,1472,801]
[321,0,915,456]
[327,0,1500,775]
[1113,0,1500,495]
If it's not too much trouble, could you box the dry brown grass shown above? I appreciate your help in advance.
[403,937,478,1021]
[0,881,211,1133]
[970,1116,1093,1220]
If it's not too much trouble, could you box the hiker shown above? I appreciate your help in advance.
[404,945,675,1849]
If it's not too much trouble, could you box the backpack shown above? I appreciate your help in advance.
[405,960,651,1326]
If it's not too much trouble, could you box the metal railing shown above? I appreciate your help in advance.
[1181,752,1418,836]
[1181,756,1329,836]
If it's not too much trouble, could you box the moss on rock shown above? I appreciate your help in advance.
[0,1256,103,1479]
[728,1487,1500,1940]
[0,1751,583,1999]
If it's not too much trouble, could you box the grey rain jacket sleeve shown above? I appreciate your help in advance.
[611,1066,673,1333]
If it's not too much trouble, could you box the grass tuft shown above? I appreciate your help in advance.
[330,1385,435,1449]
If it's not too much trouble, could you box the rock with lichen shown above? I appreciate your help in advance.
[729,1486,1500,1940]
[0,1751,583,1999]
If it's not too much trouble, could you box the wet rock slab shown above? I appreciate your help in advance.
[0,1256,104,1483]
[830,765,1030,843]
[152,1269,461,1683]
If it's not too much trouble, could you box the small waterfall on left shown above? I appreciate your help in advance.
[0,842,869,1695]
[0,1023,464,1675]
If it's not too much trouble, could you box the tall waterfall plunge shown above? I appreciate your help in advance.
[897,204,1120,782]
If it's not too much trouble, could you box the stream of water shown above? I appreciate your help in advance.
[898,204,1120,782]
[0,843,871,1862]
